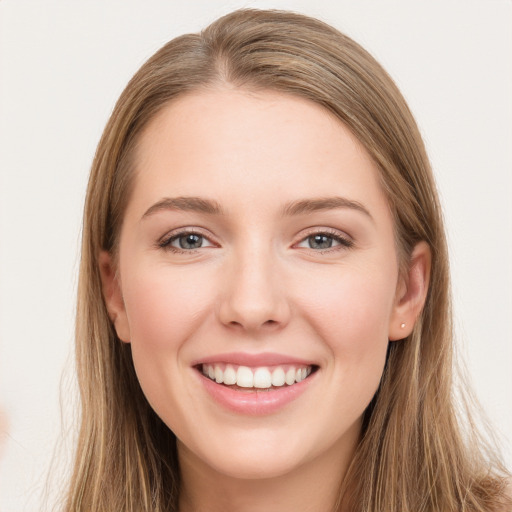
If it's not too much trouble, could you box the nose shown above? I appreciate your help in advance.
[217,245,291,333]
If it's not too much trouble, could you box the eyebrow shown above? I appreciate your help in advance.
[142,196,224,219]
[281,196,373,221]
[141,195,372,221]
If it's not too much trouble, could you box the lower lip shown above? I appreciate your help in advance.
[197,371,316,415]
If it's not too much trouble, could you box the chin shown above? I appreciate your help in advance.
[205,451,304,481]
[177,429,314,481]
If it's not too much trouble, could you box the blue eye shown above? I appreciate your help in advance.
[296,232,353,250]
[175,233,204,249]
[308,234,335,249]
[162,232,214,251]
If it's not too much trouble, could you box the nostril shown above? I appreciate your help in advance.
[217,289,291,331]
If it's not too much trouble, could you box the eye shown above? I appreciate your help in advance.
[296,231,353,251]
[160,231,215,251]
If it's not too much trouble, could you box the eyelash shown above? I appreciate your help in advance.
[158,228,214,253]
[158,228,354,254]
[295,228,354,253]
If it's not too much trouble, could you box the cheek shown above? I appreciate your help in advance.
[298,263,397,343]
[122,264,216,353]
[120,264,218,424]
[294,261,396,399]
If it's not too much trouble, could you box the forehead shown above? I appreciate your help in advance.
[129,87,389,219]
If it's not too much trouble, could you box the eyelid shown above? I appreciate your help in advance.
[158,227,218,251]
[293,227,354,251]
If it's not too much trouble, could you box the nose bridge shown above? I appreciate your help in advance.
[218,238,289,331]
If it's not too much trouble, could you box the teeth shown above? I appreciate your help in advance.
[236,366,254,388]
[201,363,313,389]
[253,368,272,388]
[223,364,237,385]
[271,367,286,387]
[285,368,296,386]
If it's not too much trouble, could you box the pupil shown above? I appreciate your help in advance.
[180,234,202,249]
[310,234,332,249]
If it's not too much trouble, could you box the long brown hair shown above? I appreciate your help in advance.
[66,9,510,511]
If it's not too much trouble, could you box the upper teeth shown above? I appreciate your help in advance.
[202,364,312,389]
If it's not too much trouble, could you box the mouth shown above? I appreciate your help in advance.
[193,353,319,414]
[197,363,317,392]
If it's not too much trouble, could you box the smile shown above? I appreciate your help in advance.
[195,357,319,415]
[201,363,314,390]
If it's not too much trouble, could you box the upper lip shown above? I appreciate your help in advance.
[192,352,317,367]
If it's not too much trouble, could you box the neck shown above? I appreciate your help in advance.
[177,422,359,512]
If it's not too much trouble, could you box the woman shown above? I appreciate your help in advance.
[65,9,511,512]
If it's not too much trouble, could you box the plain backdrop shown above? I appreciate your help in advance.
[0,1,511,510]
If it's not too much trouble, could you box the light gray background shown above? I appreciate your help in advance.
[0,1,511,510]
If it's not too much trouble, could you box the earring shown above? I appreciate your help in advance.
[400,322,406,329]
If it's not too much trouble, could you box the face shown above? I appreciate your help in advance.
[102,88,425,481]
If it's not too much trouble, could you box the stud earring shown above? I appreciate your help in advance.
[400,322,406,329]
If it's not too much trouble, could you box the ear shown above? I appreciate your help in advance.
[388,241,431,341]
[98,251,131,343]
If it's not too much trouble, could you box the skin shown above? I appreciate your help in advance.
[101,88,430,512]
